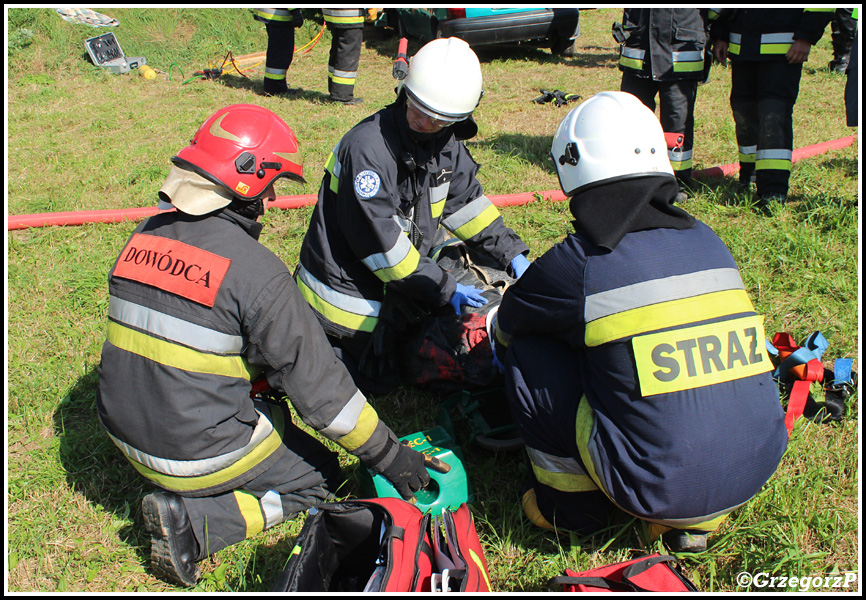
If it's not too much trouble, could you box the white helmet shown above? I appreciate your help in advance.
[403,37,483,122]
[551,91,674,196]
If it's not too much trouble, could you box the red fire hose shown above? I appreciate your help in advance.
[7,135,856,231]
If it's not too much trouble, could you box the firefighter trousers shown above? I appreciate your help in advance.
[174,401,345,560]
[263,21,296,94]
[730,60,803,197]
[621,73,698,187]
[327,26,363,101]
[504,335,612,534]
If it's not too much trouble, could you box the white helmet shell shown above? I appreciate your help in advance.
[551,91,674,196]
[403,37,483,121]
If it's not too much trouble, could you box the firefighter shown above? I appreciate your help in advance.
[491,92,788,553]
[296,37,530,394]
[252,8,305,96]
[615,8,713,196]
[710,8,834,209]
[323,8,365,104]
[97,104,431,587]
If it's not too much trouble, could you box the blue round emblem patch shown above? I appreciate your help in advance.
[354,170,381,198]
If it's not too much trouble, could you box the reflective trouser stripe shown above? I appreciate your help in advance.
[107,321,254,380]
[527,446,598,493]
[265,66,288,80]
[329,67,357,85]
[253,8,292,22]
[441,196,501,241]
[235,491,265,538]
[261,490,284,529]
[756,148,793,171]
[669,148,693,171]
[739,144,757,164]
[295,264,380,333]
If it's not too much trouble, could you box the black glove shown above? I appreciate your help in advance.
[291,9,304,28]
[376,441,431,501]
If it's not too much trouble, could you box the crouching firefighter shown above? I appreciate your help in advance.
[96,104,431,587]
[490,92,788,552]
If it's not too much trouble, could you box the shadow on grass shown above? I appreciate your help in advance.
[52,367,151,559]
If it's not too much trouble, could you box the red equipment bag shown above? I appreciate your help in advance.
[548,553,698,592]
[270,498,492,592]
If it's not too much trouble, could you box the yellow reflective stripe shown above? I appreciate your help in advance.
[336,402,379,452]
[291,544,302,557]
[296,276,378,333]
[329,72,357,85]
[376,244,420,283]
[619,55,644,70]
[729,43,741,55]
[574,396,605,493]
[805,7,835,13]
[761,43,792,54]
[531,462,598,493]
[325,151,339,194]
[585,289,755,347]
[756,159,792,171]
[253,8,292,21]
[673,60,704,72]
[452,204,500,240]
[107,322,255,380]
[469,549,492,590]
[235,491,265,538]
[129,424,284,492]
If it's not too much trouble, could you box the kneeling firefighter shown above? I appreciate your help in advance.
[97,104,431,587]
[491,91,788,552]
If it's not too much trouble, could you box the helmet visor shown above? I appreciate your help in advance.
[406,92,467,124]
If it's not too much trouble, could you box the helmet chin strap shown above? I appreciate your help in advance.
[227,197,265,220]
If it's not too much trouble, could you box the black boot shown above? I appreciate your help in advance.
[662,529,709,553]
[142,491,201,587]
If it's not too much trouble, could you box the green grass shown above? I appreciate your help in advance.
[6,7,859,593]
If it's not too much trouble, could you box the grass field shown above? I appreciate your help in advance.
[6,7,860,593]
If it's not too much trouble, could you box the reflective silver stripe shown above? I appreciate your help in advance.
[669,148,693,162]
[526,447,588,476]
[109,296,244,354]
[430,182,450,204]
[324,9,363,18]
[265,66,288,76]
[672,50,703,63]
[330,67,358,79]
[261,490,284,529]
[440,195,493,232]
[319,389,368,438]
[103,409,275,477]
[756,149,792,161]
[296,264,382,317]
[621,46,645,60]
[584,268,744,322]
[739,145,757,156]
[761,32,794,45]
[361,233,413,272]
[729,32,742,44]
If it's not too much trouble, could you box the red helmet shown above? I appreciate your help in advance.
[173,104,305,201]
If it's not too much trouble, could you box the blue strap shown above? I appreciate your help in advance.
[774,331,828,382]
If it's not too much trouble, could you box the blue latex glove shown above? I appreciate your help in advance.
[449,283,488,315]
[510,254,531,279]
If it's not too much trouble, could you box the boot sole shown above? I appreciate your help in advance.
[142,494,200,587]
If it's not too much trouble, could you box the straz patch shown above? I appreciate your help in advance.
[632,315,772,396]
[113,233,231,307]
